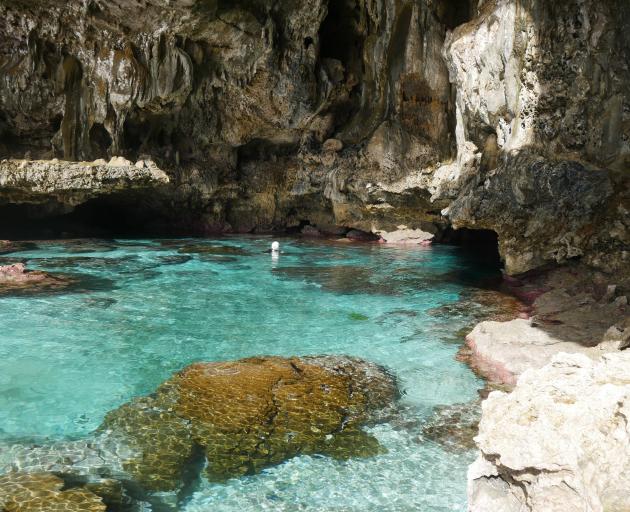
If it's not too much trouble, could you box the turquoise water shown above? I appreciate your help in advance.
[0,237,491,511]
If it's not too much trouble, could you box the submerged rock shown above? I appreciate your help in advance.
[4,356,397,509]
[101,356,397,488]
[421,401,481,452]
[469,352,630,512]
[177,244,251,256]
[273,265,399,296]
[0,263,78,296]
[0,472,106,512]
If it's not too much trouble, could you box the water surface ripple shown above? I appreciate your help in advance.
[0,237,496,511]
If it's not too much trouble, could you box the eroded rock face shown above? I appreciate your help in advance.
[442,0,630,274]
[0,0,463,236]
[469,351,630,512]
[1,0,627,271]
[0,158,169,211]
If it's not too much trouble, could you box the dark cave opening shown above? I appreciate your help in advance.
[122,111,184,163]
[319,0,363,70]
[122,115,149,155]
[0,195,175,240]
[50,114,63,133]
[434,0,473,30]
[440,227,502,269]
[88,123,112,160]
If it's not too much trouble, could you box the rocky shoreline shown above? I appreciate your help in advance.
[463,262,630,510]
[469,351,630,512]
[0,0,628,509]
[465,263,629,387]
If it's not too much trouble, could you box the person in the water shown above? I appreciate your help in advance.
[266,241,282,256]
[268,241,281,261]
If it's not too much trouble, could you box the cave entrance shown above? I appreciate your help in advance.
[434,0,473,30]
[0,194,172,240]
[88,123,112,160]
[441,227,502,268]
[319,0,364,72]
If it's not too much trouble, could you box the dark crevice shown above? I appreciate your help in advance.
[60,55,84,161]
[317,0,365,133]
[434,0,474,30]
[439,227,503,270]
[175,443,207,510]
[319,0,362,66]
[88,123,112,160]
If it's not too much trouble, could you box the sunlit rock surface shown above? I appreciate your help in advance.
[101,356,397,488]
[443,0,630,274]
[469,351,630,512]
[0,158,169,209]
[465,263,630,385]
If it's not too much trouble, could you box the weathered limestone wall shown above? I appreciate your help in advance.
[442,0,630,273]
[1,0,627,274]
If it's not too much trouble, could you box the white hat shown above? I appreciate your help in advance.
[271,241,280,251]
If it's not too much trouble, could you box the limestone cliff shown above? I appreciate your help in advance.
[0,0,628,267]
[443,0,630,274]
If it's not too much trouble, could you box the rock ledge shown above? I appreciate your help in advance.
[469,351,630,512]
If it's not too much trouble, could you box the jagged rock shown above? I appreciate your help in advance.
[0,159,169,208]
[442,0,630,275]
[0,263,77,295]
[601,323,630,351]
[0,263,45,283]
[301,224,323,237]
[322,139,343,153]
[377,227,434,245]
[465,264,630,384]
[0,0,460,237]
[465,318,598,386]
[469,351,630,512]
[346,229,380,242]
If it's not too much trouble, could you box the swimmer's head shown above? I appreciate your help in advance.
[271,241,280,252]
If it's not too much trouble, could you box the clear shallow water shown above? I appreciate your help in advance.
[0,237,493,511]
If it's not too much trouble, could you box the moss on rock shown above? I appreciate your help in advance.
[0,473,106,512]
[100,355,397,490]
